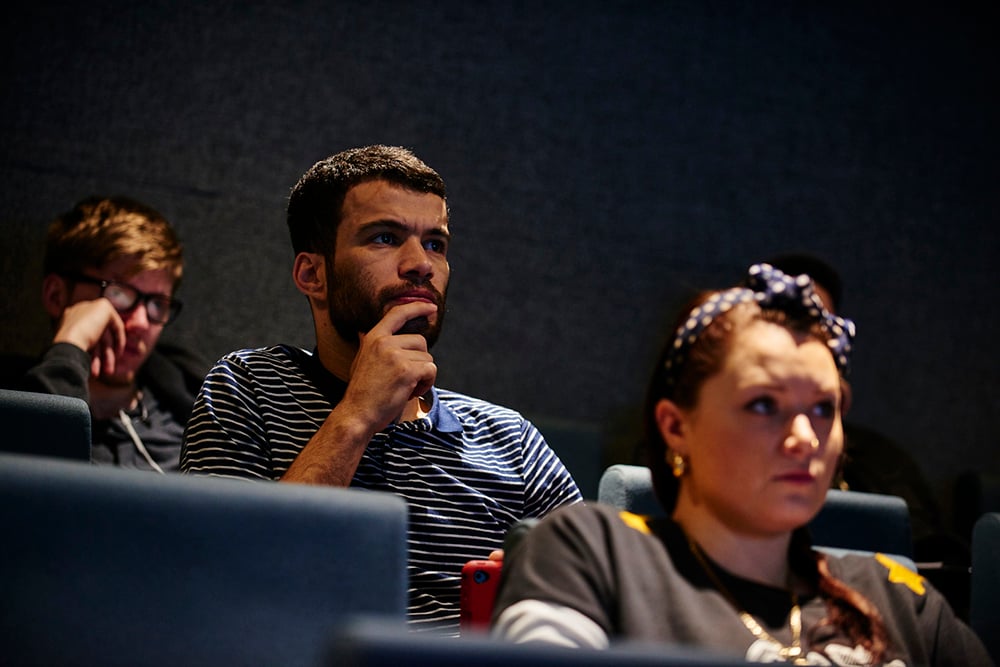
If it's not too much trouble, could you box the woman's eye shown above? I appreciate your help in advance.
[812,400,836,419]
[746,397,777,415]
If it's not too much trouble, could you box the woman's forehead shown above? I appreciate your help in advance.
[722,320,839,386]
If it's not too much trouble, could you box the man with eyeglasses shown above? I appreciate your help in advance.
[13,196,207,471]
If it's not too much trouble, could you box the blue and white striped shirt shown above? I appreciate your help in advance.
[181,344,582,634]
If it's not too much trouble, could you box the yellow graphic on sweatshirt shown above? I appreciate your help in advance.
[619,510,652,534]
[876,552,926,595]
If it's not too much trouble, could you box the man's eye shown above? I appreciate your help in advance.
[373,232,396,245]
[105,285,137,309]
[746,397,777,415]
[425,239,447,254]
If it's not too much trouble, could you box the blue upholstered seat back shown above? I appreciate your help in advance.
[598,463,915,560]
[0,453,408,667]
[0,388,91,460]
[971,512,1000,664]
[333,617,750,667]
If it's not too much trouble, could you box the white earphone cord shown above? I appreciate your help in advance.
[118,409,165,474]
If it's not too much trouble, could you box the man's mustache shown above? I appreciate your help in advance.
[379,283,445,309]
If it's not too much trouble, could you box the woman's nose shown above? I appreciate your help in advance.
[783,413,819,456]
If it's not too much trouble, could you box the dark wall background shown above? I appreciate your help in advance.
[2,1,997,517]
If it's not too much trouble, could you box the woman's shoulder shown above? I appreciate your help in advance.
[823,551,992,663]
[824,551,929,601]
[532,502,667,547]
[545,500,648,524]
[821,550,938,628]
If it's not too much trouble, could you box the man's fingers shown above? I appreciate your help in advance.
[371,301,439,338]
[396,316,430,335]
[410,363,437,401]
[98,329,118,376]
[107,308,127,355]
[54,299,124,352]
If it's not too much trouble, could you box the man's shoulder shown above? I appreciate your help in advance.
[0,345,90,392]
[0,352,41,389]
[532,502,650,547]
[192,345,311,391]
[434,388,526,421]
[215,344,312,369]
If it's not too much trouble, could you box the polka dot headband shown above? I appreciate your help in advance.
[663,263,856,385]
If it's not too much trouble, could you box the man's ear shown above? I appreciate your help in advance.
[41,273,71,319]
[292,252,327,299]
[654,398,690,456]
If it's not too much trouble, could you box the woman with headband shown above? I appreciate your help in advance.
[491,264,990,665]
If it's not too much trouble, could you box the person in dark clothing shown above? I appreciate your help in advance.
[492,264,990,665]
[11,196,206,471]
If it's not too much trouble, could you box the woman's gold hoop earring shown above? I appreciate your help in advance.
[810,438,820,450]
[671,453,687,478]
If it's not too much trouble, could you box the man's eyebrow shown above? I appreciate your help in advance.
[357,219,450,239]
[426,227,451,241]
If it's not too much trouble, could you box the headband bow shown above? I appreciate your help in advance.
[663,263,856,385]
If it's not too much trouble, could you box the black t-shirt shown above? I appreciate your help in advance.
[493,502,992,666]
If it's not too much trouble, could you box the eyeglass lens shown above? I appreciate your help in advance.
[102,282,174,324]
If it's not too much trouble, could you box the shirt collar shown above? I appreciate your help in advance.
[423,387,462,433]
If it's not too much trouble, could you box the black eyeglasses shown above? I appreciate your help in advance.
[62,273,183,325]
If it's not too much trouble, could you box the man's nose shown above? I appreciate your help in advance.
[399,239,433,280]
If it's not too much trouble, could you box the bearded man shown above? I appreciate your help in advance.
[181,145,581,635]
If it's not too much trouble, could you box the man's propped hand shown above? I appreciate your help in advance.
[52,299,126,379]
[344,300,439,432]
[281,300,439,487]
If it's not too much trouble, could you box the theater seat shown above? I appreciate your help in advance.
[810,488,914,560]
[0,388,91,460]
[598,464,915,560]
[332,617,750,667]
[970,512,1000,664]
[597,463,666,518]
[0,452,408,667]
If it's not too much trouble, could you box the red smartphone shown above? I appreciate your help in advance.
[460,558,503,633]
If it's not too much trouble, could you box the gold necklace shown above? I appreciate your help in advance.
[686,536,808,665]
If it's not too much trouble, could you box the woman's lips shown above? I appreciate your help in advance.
[775,470,815,484]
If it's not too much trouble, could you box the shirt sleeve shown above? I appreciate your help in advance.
[19,343,92,402]
[492,599,609,648]
[519,420,584,516]
[493,504,621,640]
[180,354,274,479]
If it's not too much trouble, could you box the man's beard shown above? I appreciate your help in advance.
[326,264,447,348]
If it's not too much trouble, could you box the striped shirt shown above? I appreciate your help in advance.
[181,344,582,634]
